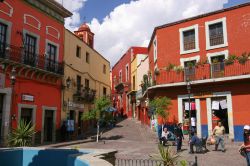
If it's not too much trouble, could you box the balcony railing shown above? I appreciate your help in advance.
[156,61,250,84]
[73,87,96,103]
[184,40,195,51]
[0,42,63,75]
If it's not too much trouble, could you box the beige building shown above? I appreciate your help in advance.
[63,24,110,137]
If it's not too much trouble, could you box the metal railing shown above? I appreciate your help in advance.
[209,34,224,46]
[0,42,63,75]
[115,157,198,166]
[157,61,250,84]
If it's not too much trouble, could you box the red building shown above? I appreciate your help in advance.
[0,0,71,145]
[146,3,250,141]
[112,47,147,118]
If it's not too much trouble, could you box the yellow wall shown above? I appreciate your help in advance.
[131,56,137,91]
[62,29,111,122]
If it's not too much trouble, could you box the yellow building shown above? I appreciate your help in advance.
[129,53,147,118]
[63,24,110,137]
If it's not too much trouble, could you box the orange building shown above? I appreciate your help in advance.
[0,0,71,145]
[145,3,250,141]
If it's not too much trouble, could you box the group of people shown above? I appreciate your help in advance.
[158,121,250,165]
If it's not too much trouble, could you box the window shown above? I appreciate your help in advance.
[46,43,57,71]
[76,75,81,91]
[205,17,228,50]
[0,23,7,55]
[24,34,37,66]
[76,46,81,58]
[207,50,228,78]
[85,79,89,88]
[103,87,107,96]
[179,24,199,54]
[132,75,135,90]
[86,52,89,63]
[180,55,200,67]
[180,56,200,81]
[119,70,122,83]
[209,23,224,46]
[125,64,129,82]
[153,37,157,63]
[183,30,195,51]
[103,64,106,74]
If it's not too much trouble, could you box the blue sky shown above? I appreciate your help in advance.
[80,0,250,24]
[79,0,133,23]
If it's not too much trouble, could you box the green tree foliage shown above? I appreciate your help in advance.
[149,97,172,120]
[8,120,36,147]
[82,96,111,121]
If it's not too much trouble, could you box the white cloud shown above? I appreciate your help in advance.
[56,0,87,31]
[88,0,228,66]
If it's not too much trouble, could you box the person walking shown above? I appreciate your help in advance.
[213,121,225,152]
[175,123,184,152]
[240,125,250,166]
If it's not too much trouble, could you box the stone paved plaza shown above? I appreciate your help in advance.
[64,119,246,166]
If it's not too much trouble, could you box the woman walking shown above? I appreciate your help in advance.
[240,125,250,166]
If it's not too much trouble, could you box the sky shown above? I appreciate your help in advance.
[56,0,250,66]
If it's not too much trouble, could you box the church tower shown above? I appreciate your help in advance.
[74,23,94,48]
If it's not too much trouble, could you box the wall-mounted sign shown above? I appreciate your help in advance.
[68,101,84,109]
[194,92,212,99]
[22,94,34,102]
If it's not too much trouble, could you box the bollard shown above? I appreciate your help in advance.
[194,155,198,166]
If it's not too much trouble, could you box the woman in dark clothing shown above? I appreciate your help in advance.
[240,125,250,166]
[175,123,184,152]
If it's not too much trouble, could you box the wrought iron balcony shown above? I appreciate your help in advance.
[156,60,250,84]
[0,42,63,75]
[73,87,96,103]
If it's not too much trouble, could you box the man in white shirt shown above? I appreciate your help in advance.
[213,121,225,152]
[161,127,170,146]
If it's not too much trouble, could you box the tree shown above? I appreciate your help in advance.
[149,96,172,123]
[82,96,111,142]
[8,120,36,147]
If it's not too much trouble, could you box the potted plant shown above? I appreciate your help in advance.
[165,63,175,72]
[174,66,184,74]
[154,68,160,76]
[237,52,248,65]
[224,54,237,66]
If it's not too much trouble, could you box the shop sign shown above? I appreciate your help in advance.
[22,94,34,102]
[194,92,212,99]
[68,101,84,109]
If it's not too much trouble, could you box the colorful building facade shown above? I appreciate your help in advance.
[112,47,147,118]
[0,0,71,145]
[63,25,111,138]
[146,3,250,141]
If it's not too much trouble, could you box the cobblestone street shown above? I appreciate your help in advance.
[66,119,247,166]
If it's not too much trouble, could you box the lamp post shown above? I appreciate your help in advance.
[186,79,191,140]
[10,67,16,132]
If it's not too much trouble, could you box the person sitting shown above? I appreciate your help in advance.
[189,132,202,153]
[160,127,170,146]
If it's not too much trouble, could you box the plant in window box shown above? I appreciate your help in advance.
[195,60,207,67]
[224,54,237,66]
[165,63,175,72]
[174,66,184,74]
[237,52,248,65]
[186,62,194,69]
[212,58,219,64]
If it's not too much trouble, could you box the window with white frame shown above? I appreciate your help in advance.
[180,55,200,67]
[153,36,157,63]
[179,24,199,54]
[206,50,228,64]
[119,70,122,83]
[205,17,228,50]
[125,64,129,82]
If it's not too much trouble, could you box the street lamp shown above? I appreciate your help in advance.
[186,79,191,140]
[10,67,16,129]
[66,76,71,89]
[10,67,16,86]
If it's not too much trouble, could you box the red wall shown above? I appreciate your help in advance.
[0,0,66,131]
[149,5,250,78]
[112,47,147,116]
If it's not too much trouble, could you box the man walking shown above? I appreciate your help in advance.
[175,123,184,152]
[213,121,225,152]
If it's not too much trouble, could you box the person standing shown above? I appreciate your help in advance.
[213,121,225,152]
[175,123,184,152]
[240,125,250,166]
